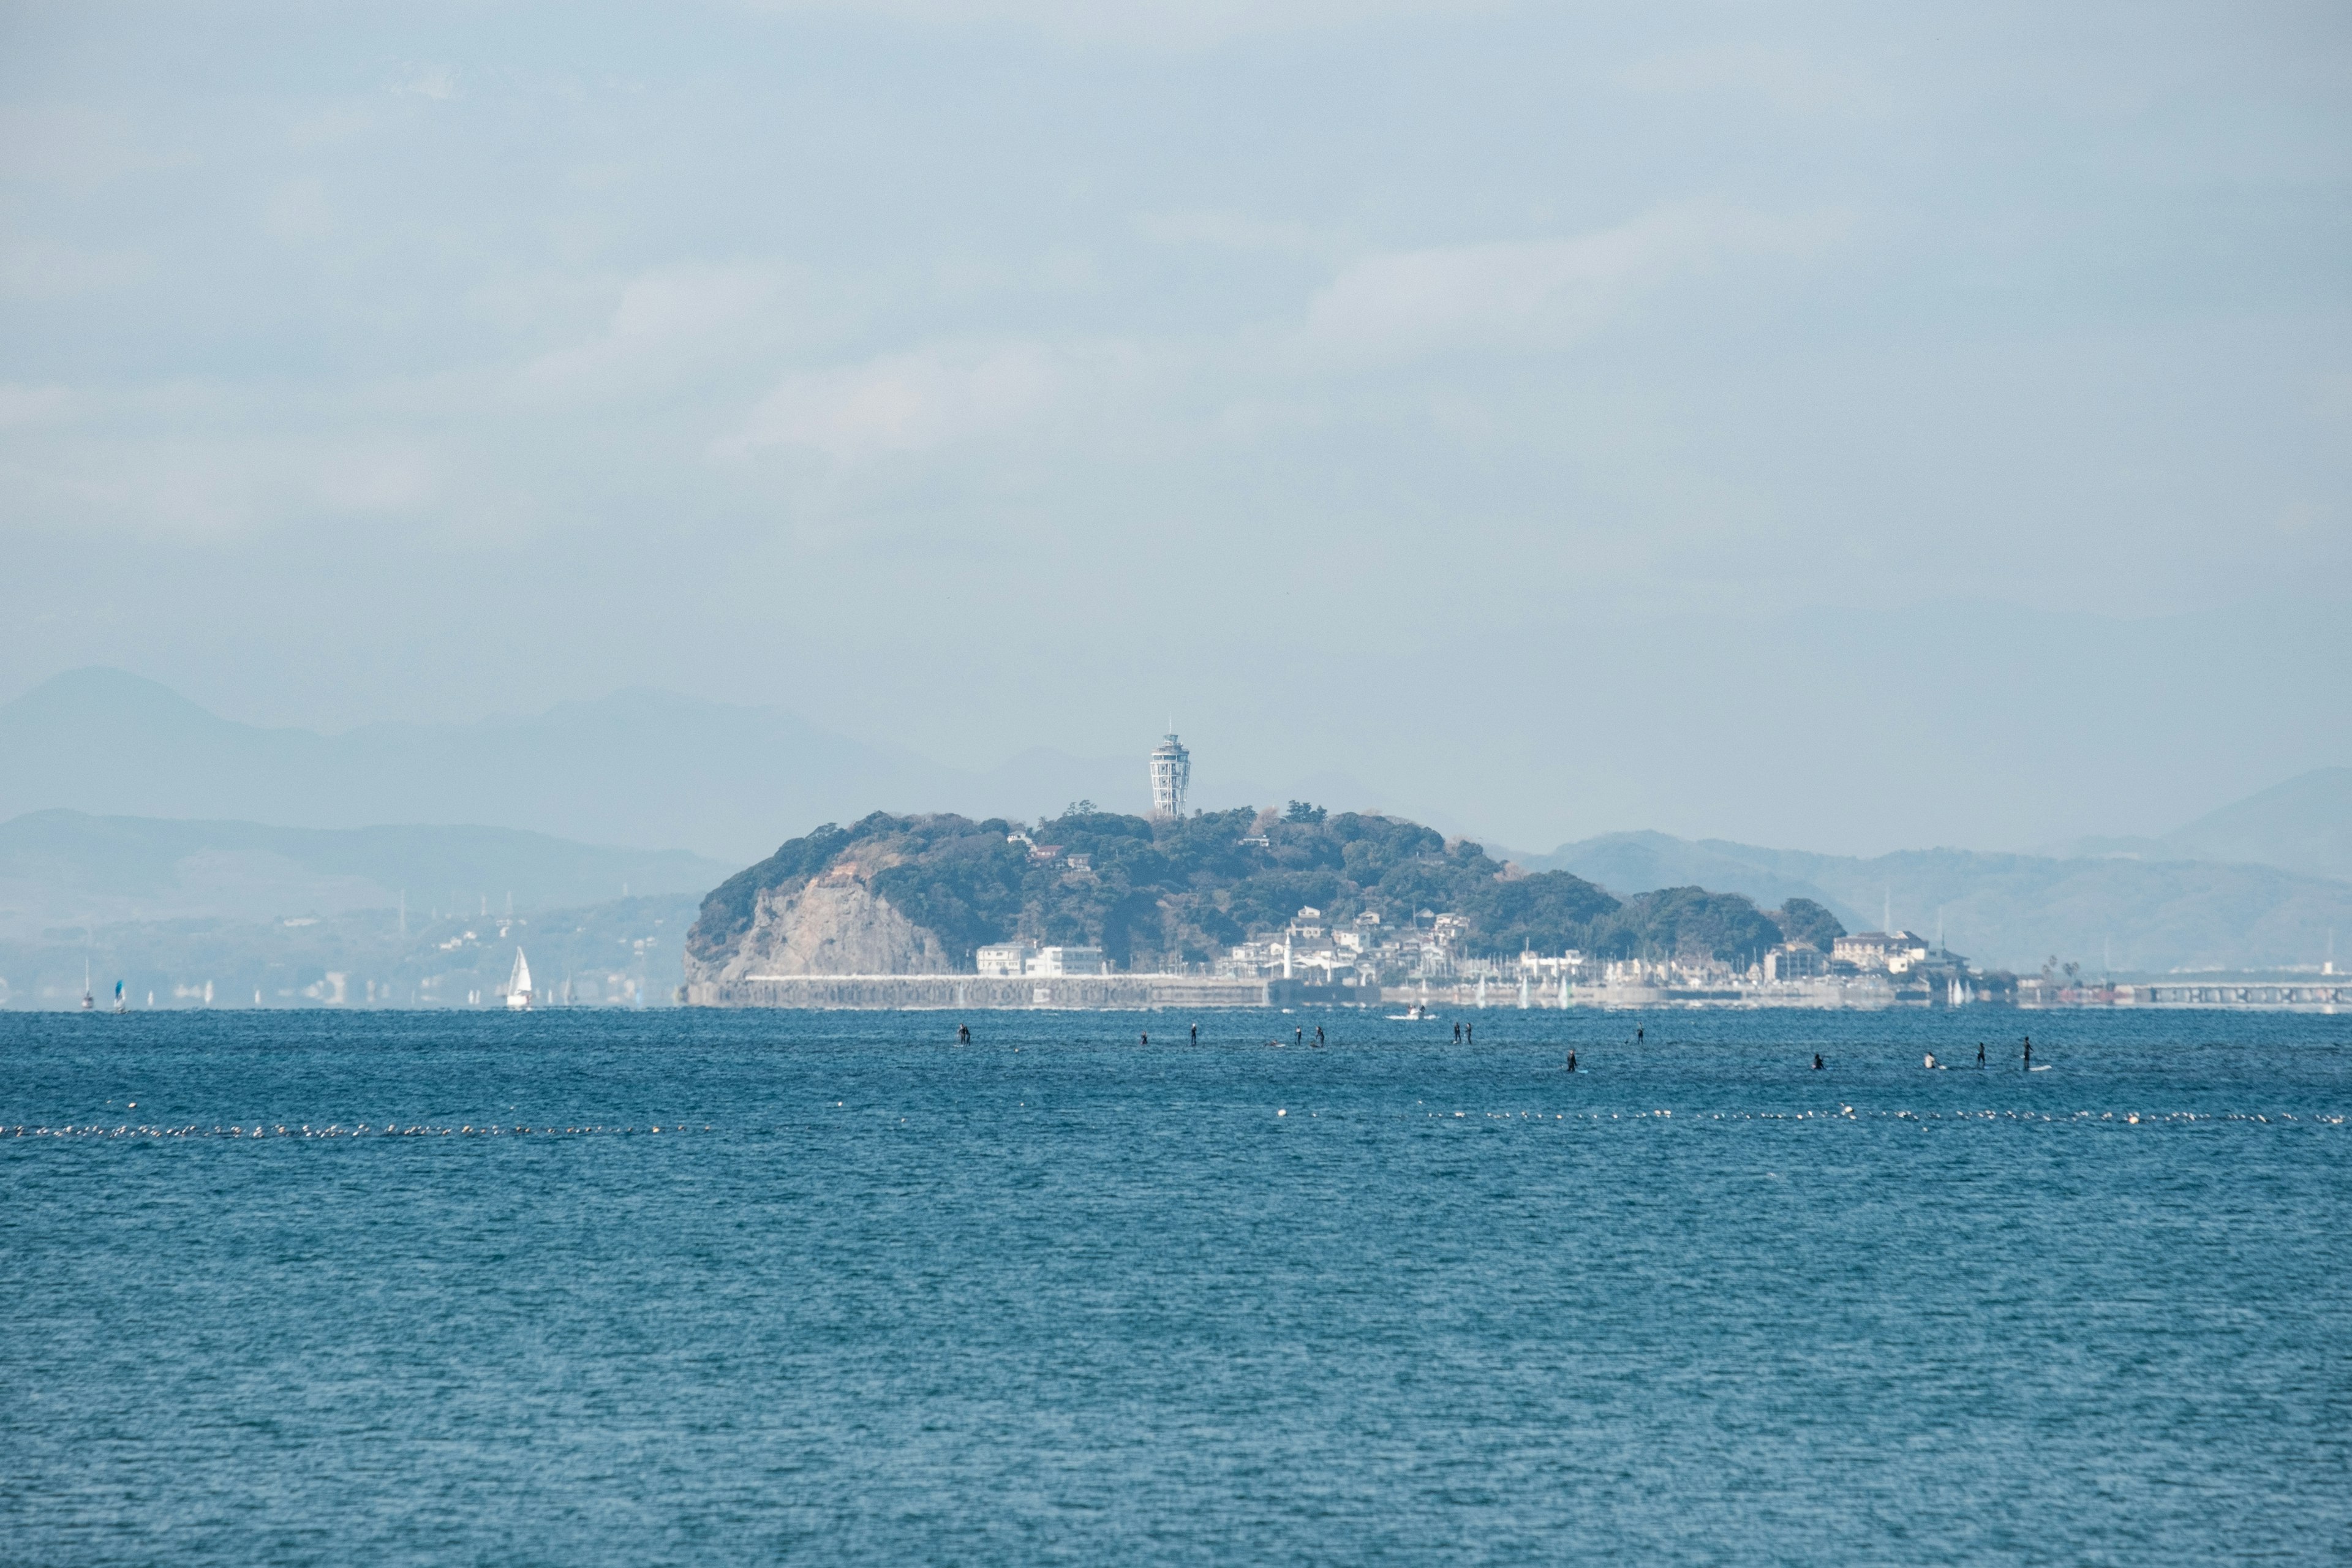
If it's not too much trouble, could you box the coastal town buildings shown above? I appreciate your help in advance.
[1832,930,1931,971]
[976,940,1108,978]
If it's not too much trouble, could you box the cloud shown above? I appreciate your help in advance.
[719,342,1068,462]
[1,432,443,540]
[312,445,440,514]
[1300,204,1845,365]
[516,264,793,403]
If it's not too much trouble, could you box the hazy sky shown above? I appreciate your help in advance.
[3,1,2347,855]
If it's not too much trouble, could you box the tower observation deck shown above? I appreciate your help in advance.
[1148,733,1190,819]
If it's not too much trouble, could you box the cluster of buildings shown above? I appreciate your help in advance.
[976,941,1109,978]
[1202,908,1986,1008]
[1217,906,1446,995]
[948,734,2341,1012]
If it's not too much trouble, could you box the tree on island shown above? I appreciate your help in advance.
[1770,897,1846,952]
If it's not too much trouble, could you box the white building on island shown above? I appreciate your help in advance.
[976,940,1107,977]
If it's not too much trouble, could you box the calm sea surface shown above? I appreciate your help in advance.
[3,1007,2346,1565]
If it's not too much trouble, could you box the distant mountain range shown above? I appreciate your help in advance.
[0,668,1323,864]
[2041,767,2352,883]
[1529,827,2352,973]
[0,810,729,941]
[2,666,2347,982]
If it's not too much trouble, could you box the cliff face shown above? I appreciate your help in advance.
[682,873,952,1000]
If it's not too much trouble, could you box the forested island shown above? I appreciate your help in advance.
[683,804,1846,987]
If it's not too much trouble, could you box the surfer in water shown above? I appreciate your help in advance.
[1314,1025,1325,1048]
[2024,1035,2033,1070]
[1977,1041,1986,1068]
[1190,1022,1198,1045]
[1466,1023,1474,1047]
[1566,1049,1577,1072]
[1140,1031,1148,1047]
[1295,1026,1303,1046]
[1813,1053,1823,1071]
[1453,1022,1462,1044]
[1637,1027,1645,1042]
[1925,1052,1937,1069]
[957,1023,970,1044]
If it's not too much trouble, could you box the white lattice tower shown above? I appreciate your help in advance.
[1148,733,1190,818]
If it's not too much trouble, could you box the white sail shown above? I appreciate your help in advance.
[506,948,533,1009]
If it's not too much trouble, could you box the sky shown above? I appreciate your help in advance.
[2,1,2347,856]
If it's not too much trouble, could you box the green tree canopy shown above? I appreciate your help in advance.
[688,805,1636,971]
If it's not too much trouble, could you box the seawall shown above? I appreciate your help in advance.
[687,974,1291,1009]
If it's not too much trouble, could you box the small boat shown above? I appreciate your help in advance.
[505,949,533,1011]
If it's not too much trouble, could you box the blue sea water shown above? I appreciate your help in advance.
[2,1006,2346,1566]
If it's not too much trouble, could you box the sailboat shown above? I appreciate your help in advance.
[505,948,533,1011]
[81,960,93,1012]
[113,980,126,1014]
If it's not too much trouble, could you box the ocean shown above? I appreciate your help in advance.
[3,1006,2346,1565]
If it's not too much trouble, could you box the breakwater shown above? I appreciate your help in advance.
[687,973,1295,1009]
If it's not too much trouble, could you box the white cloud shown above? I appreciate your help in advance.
[1,433,443,540]
[720,342,1068,462]
[312,445,440,514]
[516,264,793,403]
[1301,203,1845,365]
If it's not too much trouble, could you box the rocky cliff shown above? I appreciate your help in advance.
[682,870,952,1001]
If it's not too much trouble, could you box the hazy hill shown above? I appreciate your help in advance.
[2162,767,2352,882]
[1,669,1343,862]
[1532,832,2352,973]
[1,669,1456,864]
[2037,767,2352,884]
[0,668,957,862]
[0,892,698,1011]
[0,809,730,940]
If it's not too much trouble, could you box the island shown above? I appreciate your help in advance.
[680,804,1847,1009]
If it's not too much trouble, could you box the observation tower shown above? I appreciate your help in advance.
[1148,732,1191,819]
